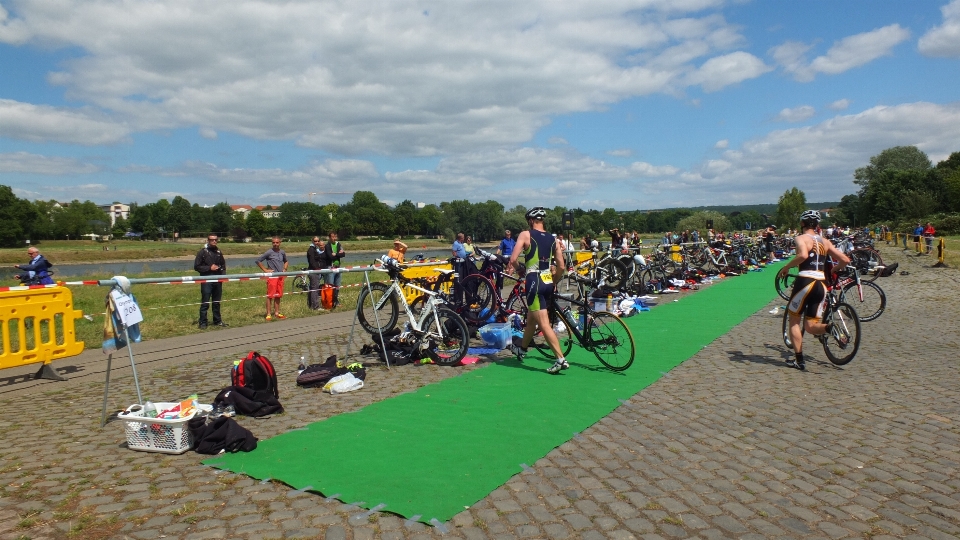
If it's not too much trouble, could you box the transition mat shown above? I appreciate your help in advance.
[206,267,779,523]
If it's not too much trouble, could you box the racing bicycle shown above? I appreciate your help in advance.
[355,256,470,365]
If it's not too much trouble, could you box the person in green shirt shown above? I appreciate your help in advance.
[323,232,346,308]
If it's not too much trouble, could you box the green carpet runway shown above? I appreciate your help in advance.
[206,267,778,523]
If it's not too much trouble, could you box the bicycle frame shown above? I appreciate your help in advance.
[372,271,447,334]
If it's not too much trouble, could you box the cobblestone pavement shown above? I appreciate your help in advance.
[1,245,958,540]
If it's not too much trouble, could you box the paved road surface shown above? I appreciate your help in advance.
[1,245,957,539]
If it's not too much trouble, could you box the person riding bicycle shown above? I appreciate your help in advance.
[508,207,569,374]
[777,210,850,371]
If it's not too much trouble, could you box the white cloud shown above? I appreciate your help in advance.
[671,101,960,206]
[828,99,851,111]
[607,148,633,157]
[919,0,960,57]
[0,152,101,175]
[772,24,910,82]
[686,51,772,91]
[0,1,762,153]
[0,99,130,145]
[775,105,816,122]
[714,139,729,149]
[548,137,569,145]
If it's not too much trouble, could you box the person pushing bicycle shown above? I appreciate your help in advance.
[777,210,850,371]
[507,207,569,374]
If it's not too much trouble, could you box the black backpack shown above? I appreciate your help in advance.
[231,351,279,398]
[297,355,343,388]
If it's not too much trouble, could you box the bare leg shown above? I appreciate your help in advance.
[526,309,564,359]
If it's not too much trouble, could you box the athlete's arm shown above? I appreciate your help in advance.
[508,231,530,275]
[777,234,810,278]
[823,239,850,270]
[552,239,566,282]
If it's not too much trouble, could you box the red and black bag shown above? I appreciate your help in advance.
[232,351,279,398]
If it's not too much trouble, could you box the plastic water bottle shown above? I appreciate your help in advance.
[577,310,586,331]
[561,306,577,330]
[606,294,614,312]
[143,401,157,418]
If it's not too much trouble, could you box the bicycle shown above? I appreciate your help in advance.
[355,256,470,365]
[775,267,885,322]
[292,268,310,292]
[780,279,862,365]
[526,273,636,371]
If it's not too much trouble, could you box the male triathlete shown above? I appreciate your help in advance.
[508,207,568,374]
[777,210,850,371]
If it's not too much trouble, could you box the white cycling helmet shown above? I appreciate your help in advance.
[800,210,821,224]
[525,206,547,220]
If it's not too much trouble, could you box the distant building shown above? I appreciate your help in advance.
[231,204,254,218]
[99,202,131,226]
[255,205,281,218]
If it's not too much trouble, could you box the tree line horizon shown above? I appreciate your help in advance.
[2,145,958,248]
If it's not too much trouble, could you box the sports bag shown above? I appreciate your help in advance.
[321,284,335,310]
[232,351,279,398]
[297,355,342,388]
[213,385,283,417]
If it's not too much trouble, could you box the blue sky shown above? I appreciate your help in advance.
[2,0,959,210]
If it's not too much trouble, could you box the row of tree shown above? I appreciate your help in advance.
[2,145,956,248]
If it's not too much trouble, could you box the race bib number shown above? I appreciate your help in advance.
[110,289,144,326]
[539,270,553,284]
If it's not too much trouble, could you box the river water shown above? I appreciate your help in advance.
[53,249,457,279]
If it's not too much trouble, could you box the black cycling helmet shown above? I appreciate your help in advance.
[525,206,547,220]
[800,209,821,225]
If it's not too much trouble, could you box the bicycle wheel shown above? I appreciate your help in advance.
[458,274,497,325]
[616,254,636,280]
[820,302,861,366]
[293,274,309,292]
[505,287,529,320]
[775,272,797,301]
[595,258,628,289]
[584,311,635,371]
[356,282,399,334]
[840,280,886,322]
[531,309,575,360]
[420,306,469,365]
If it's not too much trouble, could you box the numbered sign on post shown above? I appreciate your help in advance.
[110,289,144,326]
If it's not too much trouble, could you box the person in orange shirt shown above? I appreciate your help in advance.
[388,239,408,263]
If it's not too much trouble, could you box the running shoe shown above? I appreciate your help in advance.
[547,359,570,374]
[509,336,526,361]
[275,313,287,320]
[785,359,805,370]
[265,315,272,321]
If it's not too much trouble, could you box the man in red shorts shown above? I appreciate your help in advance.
[256,236,289,321]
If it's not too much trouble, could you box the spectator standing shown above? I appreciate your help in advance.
[923,222,936,254]
[913,223,923,252]
[496,230,516,257]
[388,239,408,263]
[464,235,476,256]
[452,232,467,258]
[323,232,346,308]
[306,236,327,310]
[14,247,55,285]
[193,235,227,329]
[692,229,700,244]
[765,225,778,262]
[256,236,288,320]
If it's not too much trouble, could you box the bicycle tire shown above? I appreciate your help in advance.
[584,311,635,371]
[616,254,636,280]
[781,307,793,349]
[293,274,309,292]
[420,306,469,365]
[356,282,399,334]
[595,258,628,289]
[840,280,886,322]
[505,288,529,321]
[458,274,498,325]
[531,309,575,360]
[775,272,797,301]
[821,302,861,365]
